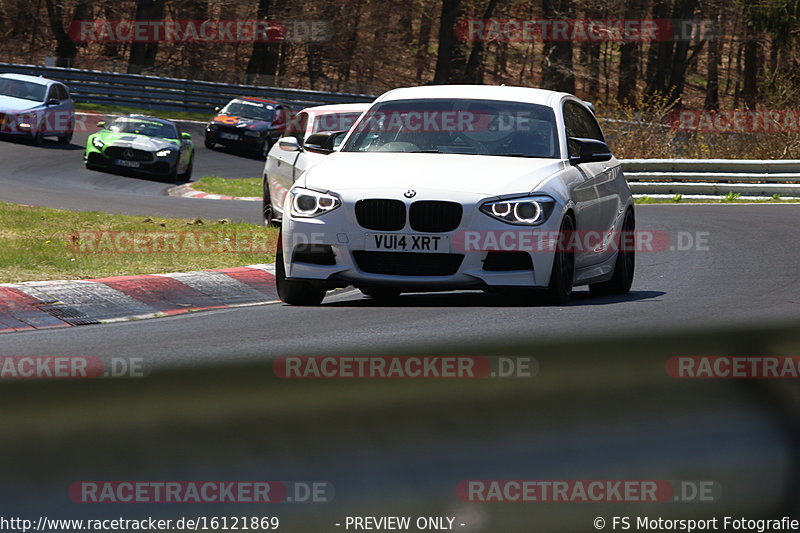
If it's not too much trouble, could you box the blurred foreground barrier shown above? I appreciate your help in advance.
[0,321,798,531]
[621,159,800,196]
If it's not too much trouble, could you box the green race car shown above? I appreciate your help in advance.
[85,115,194,182]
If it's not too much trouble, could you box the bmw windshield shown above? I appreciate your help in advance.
[342,98,559,158]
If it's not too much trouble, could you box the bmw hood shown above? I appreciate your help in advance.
[300,152,566,196]
[210,115,271,131]
[0,96,40,113]
[106,134,178,152]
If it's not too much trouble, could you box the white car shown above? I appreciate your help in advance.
[262,103,371,225]
[0,73,74,144]
[277,85,635,305]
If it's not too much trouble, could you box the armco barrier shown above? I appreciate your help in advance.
[0,62,375,112]
[0,322,798,529]
[621,158,800,196]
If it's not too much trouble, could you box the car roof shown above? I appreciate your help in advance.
[376,84,569,107]
[117,114,176,126]
[0,73,56,86]
[300,103,372,114]
[235,96,280,105]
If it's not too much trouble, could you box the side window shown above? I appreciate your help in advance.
[284,112,308,145]
[58,84,70,101]
[46,85,58,102]
[563,101,604,156]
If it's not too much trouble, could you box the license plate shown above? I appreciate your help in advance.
[365,233,450,253]
[219,132,239,140]
[114,160,140,168]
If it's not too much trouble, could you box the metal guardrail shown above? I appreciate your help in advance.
[0,62,376,113]
[620,158,800,196]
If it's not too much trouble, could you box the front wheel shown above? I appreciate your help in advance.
[544,214,575,305]
[262,180,278,227]
[179,153,194,181]
[204,138,215,149]
[276,243,326,306]
[590,209,635,296]
[58,127,73,144]
[256,139,270,160]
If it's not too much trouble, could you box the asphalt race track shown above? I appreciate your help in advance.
[0,121,264,222]
[1,130,800,364]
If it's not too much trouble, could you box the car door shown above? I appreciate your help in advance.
[42,85,62,135]
[265,111,308,214]
[562,99,615,268]
[56,84,73,134]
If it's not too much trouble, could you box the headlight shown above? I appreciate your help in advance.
[290,188,341,218]
[207,124,218,131]
[156,149,174,157]
[243,130,261,137]
[91,137,104,149]
[480,195,555,226]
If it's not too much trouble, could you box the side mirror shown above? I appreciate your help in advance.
[304,130,348,154]
[181,132,191,140]
[278,137,301,152]
[46,98,60,106]
[96,121,106,128]
[568,137,613,165]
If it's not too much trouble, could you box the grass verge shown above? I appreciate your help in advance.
[0,202,276,284]
[635,195,800,204]
[191,176,262,198]
[75,103,212,123]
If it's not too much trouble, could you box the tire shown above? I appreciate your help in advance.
[204,138,215,149]
[276,238,326,306]
[590,209,635,296]
[544,214,576,305]
[31,126,44,145]
[262,181,277,227]
[360,288,401,300]
[58,127,73,145]
[179,153,194,181]
[256,139,270,160]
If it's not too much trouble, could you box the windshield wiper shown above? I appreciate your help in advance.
[410,149,442,153]
[495,153,545,158]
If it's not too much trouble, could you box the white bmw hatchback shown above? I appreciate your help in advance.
[277,85,635,305]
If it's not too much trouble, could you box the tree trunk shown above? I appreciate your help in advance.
[704,0,720,110]
[541,0,575,93]
[245,0,281,84]
[461,0,500,84]
[415,9,434,82]
[617,0,645,105]
[741,0,762,109]
[43,0,83,67]
[127,0,164,74]
[432,0,461,84]
[645,0,673,98]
